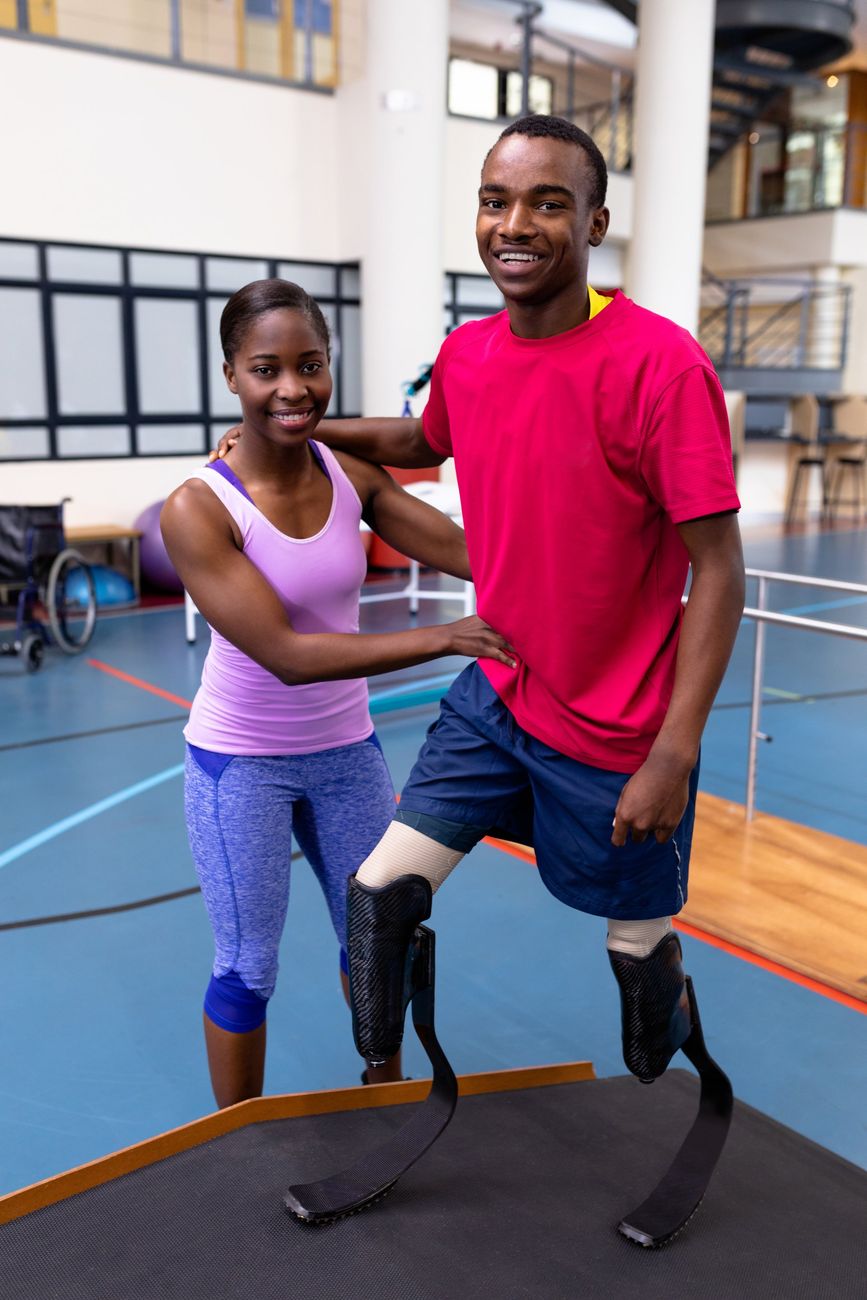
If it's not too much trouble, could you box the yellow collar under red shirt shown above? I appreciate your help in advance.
[588,284,613,319]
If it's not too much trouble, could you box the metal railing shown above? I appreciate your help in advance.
[742,568,867,821]
[699,276,852,374]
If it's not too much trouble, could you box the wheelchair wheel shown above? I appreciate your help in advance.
[46,549,97,653]
[22,632,45,672]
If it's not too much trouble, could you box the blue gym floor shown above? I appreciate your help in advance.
[1,524,866,1196]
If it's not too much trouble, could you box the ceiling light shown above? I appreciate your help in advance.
[826,74,839,88]
[749,131,760,144]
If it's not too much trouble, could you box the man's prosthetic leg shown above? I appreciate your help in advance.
[283,874,459,1223]
[608,932,733,1247]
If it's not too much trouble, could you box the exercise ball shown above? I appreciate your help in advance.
[66,564,136,609]
[134,500,184,593]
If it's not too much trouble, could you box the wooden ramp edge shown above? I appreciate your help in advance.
[0,1060,594,1226]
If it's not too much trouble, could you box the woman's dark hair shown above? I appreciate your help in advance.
[220,278,331,362]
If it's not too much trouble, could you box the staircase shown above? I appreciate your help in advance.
[599,0,855,171]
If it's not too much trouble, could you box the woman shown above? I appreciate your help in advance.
[161,279,513,1106]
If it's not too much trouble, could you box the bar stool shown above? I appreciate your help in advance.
[784,395,825,525]
[825,449,866,521]
[824,396,867,523]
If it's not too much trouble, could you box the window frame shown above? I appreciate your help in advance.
[0,237,361,463]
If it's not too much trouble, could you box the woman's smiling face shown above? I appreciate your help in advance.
[224,308,332,446]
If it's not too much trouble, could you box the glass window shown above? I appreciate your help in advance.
[57,426,131,457]
[53,294,125,416]
[337,304,361,415]
[448,58,499,120]
[135,299,202,414]
[340,266,361,297]
[0,427,50,460]
[455,275,503,309]
[505,72,553,118]
[47,246,123,285]
[211,423,241,449]
[55,2,172,60]
[130,252,200,289]
[277,262,336,296]
[247,0,279,15]
[206,257,270,292]
[0,288,46,419]
[0,242,39,281]
[207,298,242,418]
[294,0,332,35]
[137,424,206,455]
[317,301,338,414]
[181,0,239,69]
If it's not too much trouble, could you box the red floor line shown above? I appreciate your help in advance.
[87,659,193,710]
[487,836,867,1016]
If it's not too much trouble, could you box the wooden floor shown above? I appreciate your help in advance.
[492,794,867,1003]
[685,793,867,1003]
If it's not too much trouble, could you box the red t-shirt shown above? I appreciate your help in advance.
[422,291,740,773]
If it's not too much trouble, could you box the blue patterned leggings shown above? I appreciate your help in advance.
[184,736,395,1011]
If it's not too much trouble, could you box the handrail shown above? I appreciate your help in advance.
[745,567,867,594]
[737,569,867,820]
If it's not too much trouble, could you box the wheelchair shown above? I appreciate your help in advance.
[0,500,97,672]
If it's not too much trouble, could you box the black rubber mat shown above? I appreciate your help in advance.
[2,1070,865,1299]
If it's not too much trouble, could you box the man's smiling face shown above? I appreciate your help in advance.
[476,133,609,309]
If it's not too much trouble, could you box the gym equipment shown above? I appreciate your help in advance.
[134,501,184,593]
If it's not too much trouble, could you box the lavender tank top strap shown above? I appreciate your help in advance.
[205,443,332,502]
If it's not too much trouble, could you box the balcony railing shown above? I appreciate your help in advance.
[699,276,851,382]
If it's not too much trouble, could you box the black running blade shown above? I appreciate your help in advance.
[283,1065,452,1223]
[617,977,734,1248]
[284,928,458,1225]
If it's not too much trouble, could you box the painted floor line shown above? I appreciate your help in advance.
[87,659,193,709]
[0,765,184,871]
[86,656,452,717]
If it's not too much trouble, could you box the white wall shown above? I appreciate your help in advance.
[703,209,867,277]
[0,457,206,529]
[0,39,341,258]
[0,38,343,526]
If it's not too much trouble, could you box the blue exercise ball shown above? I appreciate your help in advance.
[65,564,136,609]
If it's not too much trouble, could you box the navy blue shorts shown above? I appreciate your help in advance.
[396,664,699,920]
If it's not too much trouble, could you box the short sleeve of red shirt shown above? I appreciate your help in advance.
[421,343,453,458]
[639,363,740,524]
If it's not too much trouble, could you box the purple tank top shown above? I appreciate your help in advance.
[184,442,373,755]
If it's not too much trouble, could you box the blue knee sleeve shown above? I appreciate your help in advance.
[204,970,268,1034]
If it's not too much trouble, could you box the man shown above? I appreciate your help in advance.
[220,115,744,1234]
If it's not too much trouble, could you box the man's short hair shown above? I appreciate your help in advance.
[496,114,608,209]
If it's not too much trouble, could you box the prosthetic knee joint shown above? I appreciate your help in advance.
[347,873,432,1067]
[609,932,692,1084]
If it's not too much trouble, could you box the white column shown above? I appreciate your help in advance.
[626,0,716,334]
[338,0,448,418]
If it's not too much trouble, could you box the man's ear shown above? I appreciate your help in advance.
[589,206,610,247]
